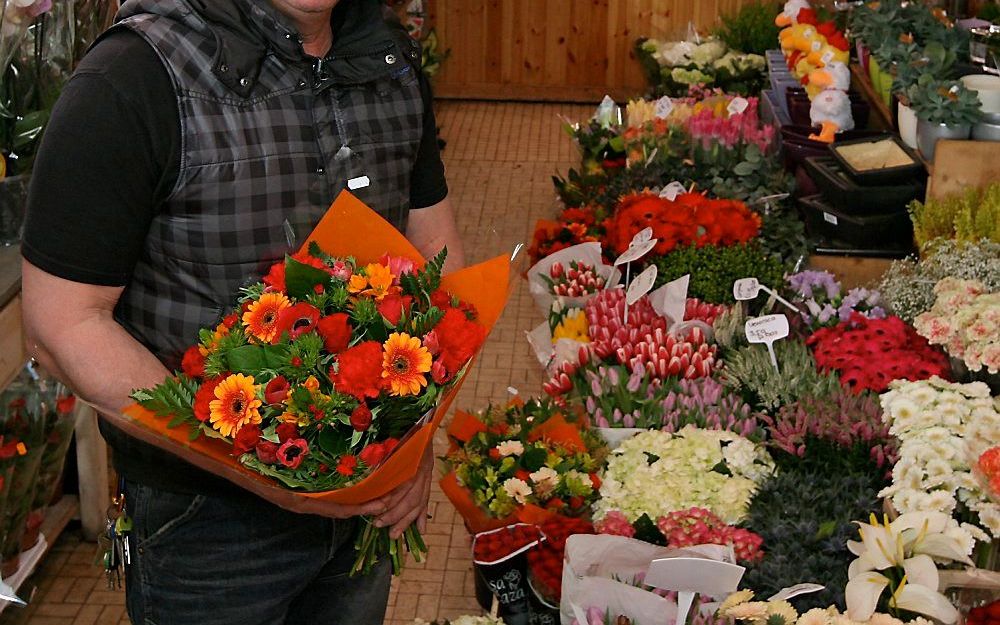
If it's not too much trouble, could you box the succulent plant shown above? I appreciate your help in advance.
[909,77,983,126]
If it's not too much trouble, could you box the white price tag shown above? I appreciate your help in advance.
[769,583,826,602]
[654,95,674,119]
[658,181,687,201]
[745,314,790,373]
[347,175,370,190]
[631,226,654,246]
[626,265,658,305]
[645,557,746,596]
[614,239,657,266]
[733,277,761,301]
[824,212,839,225]
[727,97,750,116]
[649,274,689,324]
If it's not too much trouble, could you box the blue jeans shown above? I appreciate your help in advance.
[123,481,391,625]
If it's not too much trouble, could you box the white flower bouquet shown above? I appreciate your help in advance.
[879,377,1000,548]
[594,426,774,525]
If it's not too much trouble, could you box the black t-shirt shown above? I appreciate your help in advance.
[22,29,448,287]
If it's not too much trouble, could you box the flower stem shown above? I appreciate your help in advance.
[351,516,428,577]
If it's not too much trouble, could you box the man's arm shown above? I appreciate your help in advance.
[406,196,465,273]
[21,259,388,519]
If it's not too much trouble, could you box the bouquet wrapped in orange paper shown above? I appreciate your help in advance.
[440,398,607,535]
[125,192,510,575]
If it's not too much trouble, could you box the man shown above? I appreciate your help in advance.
[20,0,461,622]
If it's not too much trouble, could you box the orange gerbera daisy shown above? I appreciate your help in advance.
[209,373,262,438]
[242,292,291,343]
[382,332,432,396]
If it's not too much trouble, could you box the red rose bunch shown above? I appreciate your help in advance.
[526,516,595,602]
[472,524,544,564]
[606,192,761,256]
[806,313,951,394]
[655,507,764,564]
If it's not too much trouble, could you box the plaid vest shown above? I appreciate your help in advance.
[112,0,424,370]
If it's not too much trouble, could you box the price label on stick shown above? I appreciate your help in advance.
[733,277,761,301]
[745,314,790,373]
[614,239,657,266]
[770,583,826,602]
[727,96,750,116]
[658,181,687,201]
[644,557,746,625]
[626,265,658,306]
[654,95,674,119]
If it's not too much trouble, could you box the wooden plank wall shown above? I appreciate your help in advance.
[429,0,753,102]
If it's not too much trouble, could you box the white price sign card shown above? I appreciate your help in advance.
[745,314,790,373]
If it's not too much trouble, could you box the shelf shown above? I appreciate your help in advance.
[0,495,79,614]
[849,64,893,131]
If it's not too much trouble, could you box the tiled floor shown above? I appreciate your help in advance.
[0,100,593,625]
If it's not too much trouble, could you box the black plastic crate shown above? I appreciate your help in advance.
[800,194,914,251]
[804,156,924,214]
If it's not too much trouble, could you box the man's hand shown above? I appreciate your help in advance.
[371,443,434,538]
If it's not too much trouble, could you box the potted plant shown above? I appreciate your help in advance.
[893,41,959,149]
[909,76,983,161]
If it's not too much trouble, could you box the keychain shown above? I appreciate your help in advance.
[96,478,132,589]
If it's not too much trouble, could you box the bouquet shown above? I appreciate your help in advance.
[913,277,999,374]
[785,270,886,330]
[126,193,510,575]
[806,314,951,394]
[593,426,774,527]
[879,377,1000,547]
[440,398,606,531]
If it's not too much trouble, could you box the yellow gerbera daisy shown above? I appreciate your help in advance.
[382,332,432,396]
[242,292,291,343]
[209,373,262,437]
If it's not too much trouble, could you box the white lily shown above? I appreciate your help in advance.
[845,512,968,624]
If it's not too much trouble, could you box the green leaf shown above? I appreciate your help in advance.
[608,136,626,153]
[815,519,838,540]
[319,426,350,456]
[285,256,333,300]
[632,513,667,546]
[225,345,268,373]
[711,461,733,476]
[521,447,548,472]
[733,161,757,176]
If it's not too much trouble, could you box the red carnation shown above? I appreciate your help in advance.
[276,422,299,443]
[350,404,373,432]
[193,377,225,422]
[376,293,413,326]
[359,442,387,467]
[430,288,454,310]
[262,260,287,292]
[336,454,358,476]
[277,438,309,469]
[264,375,291,405]
[181,345,206,379]
[273,303,321,343]
[317,313,352,354]
[232,423,261,456]
[256,440,279,464]
[331,341,384,400]
[515,469,531,482]
[222,313,240,329]
[431,359,451,384]
[432,308,486,375]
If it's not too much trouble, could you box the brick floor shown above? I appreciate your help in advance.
[0,100,592,625]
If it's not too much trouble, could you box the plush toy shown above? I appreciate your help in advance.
[803,44,850,97]
[786,24,826,78]
[808,61,854,143]
[776,0,815,29]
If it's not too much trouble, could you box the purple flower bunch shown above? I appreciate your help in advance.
[785,270,886,330]
[660,377,760,440]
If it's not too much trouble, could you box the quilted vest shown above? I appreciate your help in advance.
[112,0,424,370]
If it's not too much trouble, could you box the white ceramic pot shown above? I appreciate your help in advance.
[916,119,972,162]
[897,102,918,150]
[961,74,1000,114]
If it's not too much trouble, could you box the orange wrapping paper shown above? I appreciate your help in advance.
[120,192,511,510]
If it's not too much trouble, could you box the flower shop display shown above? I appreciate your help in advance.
[0,387,45,576]
[879,239,1000,325]
[785,270,886,330]
[440,399,606,533]
[914,278,999,377]
[526,242,619,316]
[635,37,767,98]
[653,243,785,305]
[909,181,1000,249]
[910,78,983,160]
[128,193,510,575]
[806,314,951,394]
[593,426,774,527]
[720,338,841,411]
[471,523,549,623]
[879,377,1000,548]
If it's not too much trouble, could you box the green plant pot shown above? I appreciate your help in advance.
[878,69,894,108]
[869,58,882,90]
